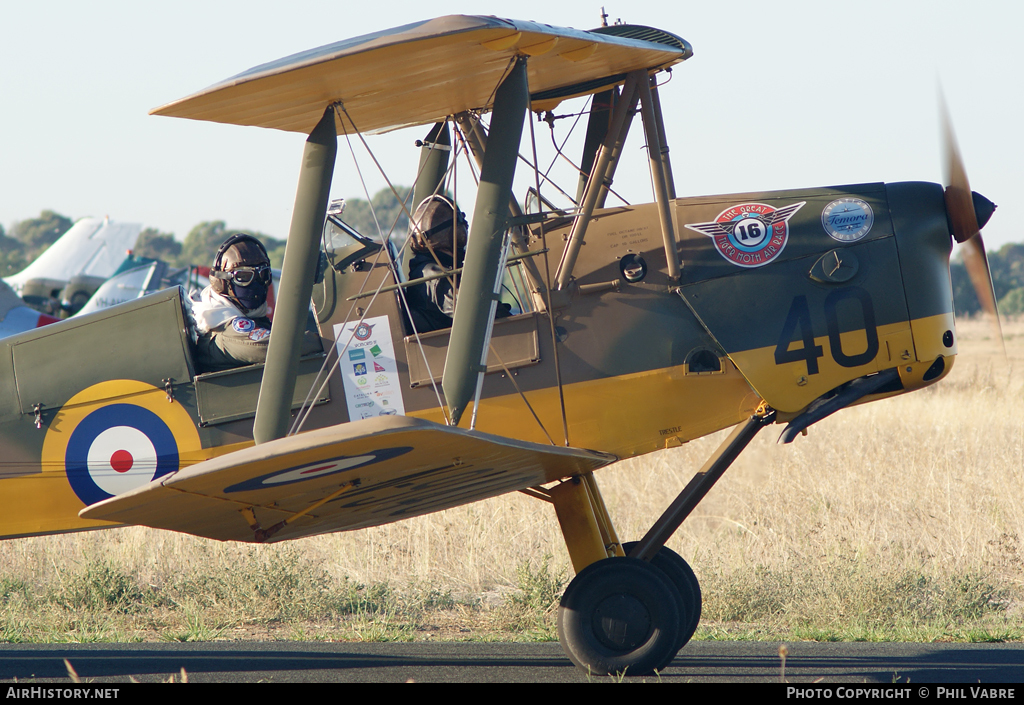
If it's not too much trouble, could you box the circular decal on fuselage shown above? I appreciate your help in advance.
[42,380,203,507]
[822,198,874,242]
[65,405,178,506]
[684,201,806,268]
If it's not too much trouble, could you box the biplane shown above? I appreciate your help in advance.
[0,16,998,675]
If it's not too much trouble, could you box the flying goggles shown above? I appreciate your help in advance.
[211,264,272,287]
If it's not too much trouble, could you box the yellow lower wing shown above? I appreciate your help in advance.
[80,416,616,543]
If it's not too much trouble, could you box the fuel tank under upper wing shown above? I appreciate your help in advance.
[80,415,616,542]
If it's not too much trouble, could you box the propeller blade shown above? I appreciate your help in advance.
[941,96,979,244]
[940,93,1004,355]
[960,232,1005,355]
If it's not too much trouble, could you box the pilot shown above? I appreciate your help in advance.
[405,195,510,333]
[406,195,467,333]
[190,233,276,371]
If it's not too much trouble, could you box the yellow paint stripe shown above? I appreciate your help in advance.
[728,321,912,413]
[910,312,958,361]
[410,361,760,460]
[727,315,958,413]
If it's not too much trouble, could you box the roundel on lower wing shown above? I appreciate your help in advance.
[65,404,179,506]
[224,446,413,494]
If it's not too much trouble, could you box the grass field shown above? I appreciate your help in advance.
[1,318,1021,644]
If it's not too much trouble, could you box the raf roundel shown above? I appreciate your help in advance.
[64,404,179,506]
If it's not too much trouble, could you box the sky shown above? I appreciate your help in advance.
[2,0,1021,251]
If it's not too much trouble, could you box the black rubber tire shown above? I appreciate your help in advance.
[622,541,702,651]
[557,557,681,676]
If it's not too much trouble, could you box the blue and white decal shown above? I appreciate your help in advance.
[353,322,375,341]
[65,404,179,506]
[822,198,874,242]
[232,317,255,333]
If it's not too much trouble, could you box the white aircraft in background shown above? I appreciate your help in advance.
[0,216,142,336]
[4,216,142,296]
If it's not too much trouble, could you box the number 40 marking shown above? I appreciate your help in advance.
[774,287,879,375]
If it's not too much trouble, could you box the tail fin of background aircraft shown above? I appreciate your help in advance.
[3,217,142,294]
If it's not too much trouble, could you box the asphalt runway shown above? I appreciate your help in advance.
[1,642,1023,683]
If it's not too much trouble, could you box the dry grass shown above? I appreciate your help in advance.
[1,317,1021,643]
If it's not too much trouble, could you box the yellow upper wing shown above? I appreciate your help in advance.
[79,415,616,543]
[151,15,691,135]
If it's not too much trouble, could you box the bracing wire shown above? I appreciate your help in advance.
[296,58,551,436]
[295,109,461,433]
[528,93,570,447]
[544,100,631,208]
[289,107,456,435]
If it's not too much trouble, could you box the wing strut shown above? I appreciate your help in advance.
[442,57,530,426]
[648,77,676,200]
[554,70,642,290]
[555,68,681,289]
[575,89,615,205]
[638,74,680,281]
[454,112,547,304]
[254,106,337,444]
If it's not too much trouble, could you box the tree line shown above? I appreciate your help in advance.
[951,243,1024,316]
[0,187,411,276]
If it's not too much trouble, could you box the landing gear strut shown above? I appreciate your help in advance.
[554,412,774,676]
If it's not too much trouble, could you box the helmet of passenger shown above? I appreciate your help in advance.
[409,195,467,255]
[210,233,272,314]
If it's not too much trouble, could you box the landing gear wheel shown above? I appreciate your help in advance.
[623,541,702,650]
[557,557,681,676]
